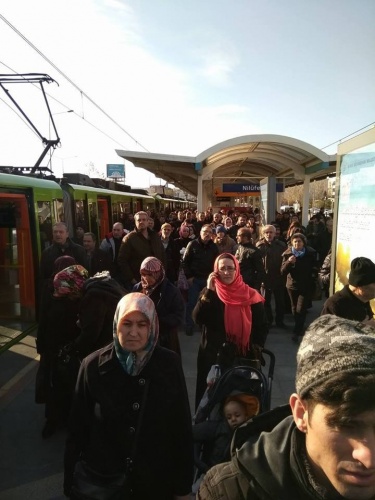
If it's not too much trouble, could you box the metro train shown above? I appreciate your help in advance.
[0,171,195,322]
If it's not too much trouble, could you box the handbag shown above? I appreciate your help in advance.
[71,461,130,500]
[55,344,81,392]
[35,353,50,404]
[311,276,322,301]
[177,266,189,291]
[71,380,150,500]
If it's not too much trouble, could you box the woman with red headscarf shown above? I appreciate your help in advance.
[192,253,268,409]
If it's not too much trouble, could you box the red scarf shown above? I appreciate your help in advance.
[214,254,264,354]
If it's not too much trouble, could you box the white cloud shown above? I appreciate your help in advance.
[194,40,240,87]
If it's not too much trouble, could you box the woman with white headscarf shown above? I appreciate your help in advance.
[64,292,193,500]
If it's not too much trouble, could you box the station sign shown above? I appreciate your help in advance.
[222,182,284,193]
[223,183,260,193]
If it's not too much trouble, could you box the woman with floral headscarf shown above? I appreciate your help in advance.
[192,253,268,409]
[64,293,193,500]
[36,263,89,438]
[133,257,185,355]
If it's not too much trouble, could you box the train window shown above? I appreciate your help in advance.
[119,201,131,218]
[0,203,16,228]
[75,200,86,230]
[112,201,120,222]
[37,201,53,249]
[53,199,64,223]
[89,202,99,240]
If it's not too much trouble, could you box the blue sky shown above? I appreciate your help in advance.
[1,0,374,186]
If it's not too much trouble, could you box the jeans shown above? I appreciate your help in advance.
[264,286,285,325]
[287,288,310,335]
[186,278,206,329]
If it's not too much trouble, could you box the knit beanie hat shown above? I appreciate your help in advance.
[215,225,226,234]
[348,256,375,286]
[296,315,375,397]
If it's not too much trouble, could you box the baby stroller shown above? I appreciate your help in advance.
[192,348,275,487]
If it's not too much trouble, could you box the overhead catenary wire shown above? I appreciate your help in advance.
[320,121,375,151]
[0,14,150,152]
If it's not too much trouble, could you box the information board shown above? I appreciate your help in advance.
[334,129,375,297]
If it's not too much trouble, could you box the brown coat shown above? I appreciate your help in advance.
[117,229,166,285]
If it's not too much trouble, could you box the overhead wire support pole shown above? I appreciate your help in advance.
[0,73,60,174]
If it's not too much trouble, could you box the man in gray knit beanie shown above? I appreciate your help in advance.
[198,315,375,500]
[296,314,375,397]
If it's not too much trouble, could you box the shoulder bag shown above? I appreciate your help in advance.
[71,380,149,500]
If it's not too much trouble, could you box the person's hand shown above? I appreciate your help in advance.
[288,255,296,265]
[207,272,218,292]
[362,318,375,328]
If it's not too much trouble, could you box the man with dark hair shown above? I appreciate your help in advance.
[321,256,375,323]
[198,315,375,499]
[117,211,166,290]
[72,226,85,246]
[228,214,247,239]
[83,232,113,277]
[39,222,87,282]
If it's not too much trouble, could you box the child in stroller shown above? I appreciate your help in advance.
[192,358,274,493]
[193,393,260,471]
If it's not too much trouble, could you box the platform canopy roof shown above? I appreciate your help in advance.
[116,134,336,198]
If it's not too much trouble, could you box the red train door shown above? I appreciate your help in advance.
[97,197,110,240]
[0,193,35,321]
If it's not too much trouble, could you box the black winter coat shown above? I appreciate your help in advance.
[74,277,126,358]
[64,345,193,500]
[193,288,268,407]
[182,237,219,280]
[133,279,185,350]
[280,246,317,293]
[117,229,166,284]
[37,293,81,354]
[256,238,287,289]
[161,237,180,282]
[193,419,234,469]
[321,284,374,322]
[235,243,266,290]
[39,239,87,281]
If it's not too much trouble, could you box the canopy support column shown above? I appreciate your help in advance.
[302,175,311,226]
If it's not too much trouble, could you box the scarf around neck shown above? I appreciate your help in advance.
[113,292,159,376]
[214,253,264,354]
[291,247,306,258]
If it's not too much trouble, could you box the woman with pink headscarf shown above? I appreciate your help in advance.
[133,257,185,355]
[192,253,268,409]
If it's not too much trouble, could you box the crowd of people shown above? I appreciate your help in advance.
[34,207,375,500]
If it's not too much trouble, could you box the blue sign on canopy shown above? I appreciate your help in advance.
[107,164,125,178]
[222,183,284,193]
[223,183,260,193]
